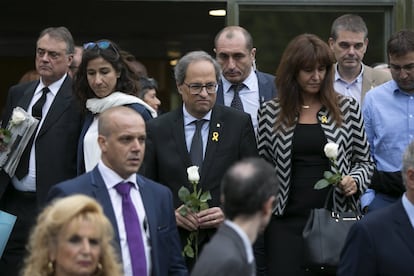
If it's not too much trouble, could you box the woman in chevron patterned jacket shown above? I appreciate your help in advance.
[255,33,374,275]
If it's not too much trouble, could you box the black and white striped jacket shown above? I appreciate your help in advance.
[257,95,374,215]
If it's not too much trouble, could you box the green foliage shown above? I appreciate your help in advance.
[314,158,342,190]
[178,180,211,259]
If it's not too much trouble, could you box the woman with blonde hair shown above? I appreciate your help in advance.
[21,194,122,276]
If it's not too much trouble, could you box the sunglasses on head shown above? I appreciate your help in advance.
[83,40,120,58]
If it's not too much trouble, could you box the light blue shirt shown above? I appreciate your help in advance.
[183,105,212,158]
[362,80,414,171]
[222,69,259,133]
[334,63,364,104]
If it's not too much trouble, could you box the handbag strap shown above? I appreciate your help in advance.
[323,186,362,219]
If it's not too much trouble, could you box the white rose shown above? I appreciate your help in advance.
[324,142,339,159]
[187,166,200,182]
[11,109,26,125]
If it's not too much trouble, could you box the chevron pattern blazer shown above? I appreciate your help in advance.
[257,95,374,215]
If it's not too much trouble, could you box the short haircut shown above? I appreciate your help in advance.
[221,157,278,220]
[330,14,368,40]
[214,25,254,50]
[174,50,221,85]
[38,26,74,55]
[387,29,414,58]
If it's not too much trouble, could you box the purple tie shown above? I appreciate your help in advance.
[115,182,147,276]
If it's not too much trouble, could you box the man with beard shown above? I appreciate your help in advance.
[361,30,414,212]
[213,26,277,134]
[328,14,391,104]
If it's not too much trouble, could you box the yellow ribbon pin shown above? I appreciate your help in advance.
[212,132,219,142]
[321,115,328,124]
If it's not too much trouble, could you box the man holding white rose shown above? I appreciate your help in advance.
[0,26,82,275]
[141,50,258,270]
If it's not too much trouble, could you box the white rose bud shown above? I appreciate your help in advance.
[324,142,339,159]
[187,166,200,182]
[11,110,26,125]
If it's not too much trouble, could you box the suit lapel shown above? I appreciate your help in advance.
[38,76,72,137]
[18,81,39,111]
[361,65,374,97]
[136,175,161,276]
[256,71,271,103]
[216,80,225,105]
[392,200,414,256]
[172,109,193,168]
[90,167,121,248]
[200,106,221,184]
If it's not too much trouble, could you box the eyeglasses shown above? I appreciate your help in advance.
[184,82,217,95]
[83,40,120,58]
[389,63,414,74]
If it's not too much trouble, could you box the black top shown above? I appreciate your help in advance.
[285,123,330,216]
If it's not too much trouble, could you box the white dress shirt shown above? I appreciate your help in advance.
[98,161,151,276]
[222,69,259,133]
[12,74,66,191]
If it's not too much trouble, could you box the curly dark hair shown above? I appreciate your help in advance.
[73,39,138,113]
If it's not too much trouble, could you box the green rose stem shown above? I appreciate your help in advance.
[178,168,211,259]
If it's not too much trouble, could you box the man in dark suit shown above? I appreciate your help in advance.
[214,26,277,133]
[141,50,258,269]
[48,106,187,276]
[0,27,82,275]
[191,157,278,276]
[338,141,414,275]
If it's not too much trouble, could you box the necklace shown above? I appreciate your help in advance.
[302,105,310,109]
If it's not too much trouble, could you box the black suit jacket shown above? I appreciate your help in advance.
[141,104,258,248]
[0,76,82,204]
[191,223,254,276]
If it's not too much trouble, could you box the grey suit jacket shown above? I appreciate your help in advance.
[47,166,188,276]
[0,76,82,204]
[191,223,254,276]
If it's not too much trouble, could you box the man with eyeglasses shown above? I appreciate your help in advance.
[360,30,414,213]
[328,14,391,104]
[0,26,82,275]
[141,50,258,271]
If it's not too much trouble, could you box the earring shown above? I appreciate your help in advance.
[94,262,103,275]
[47,260,54,274]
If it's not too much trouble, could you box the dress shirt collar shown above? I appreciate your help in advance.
[402,193,414,229]
[222,67,257,93]
[98,160,138,190]
[334,63,364,84]
[182,104,212,126]
[36,73,67,97]
[224,220,254,263]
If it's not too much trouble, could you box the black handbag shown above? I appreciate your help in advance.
[302,186,362,273]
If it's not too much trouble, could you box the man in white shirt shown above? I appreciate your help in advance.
[328,14,391,103]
